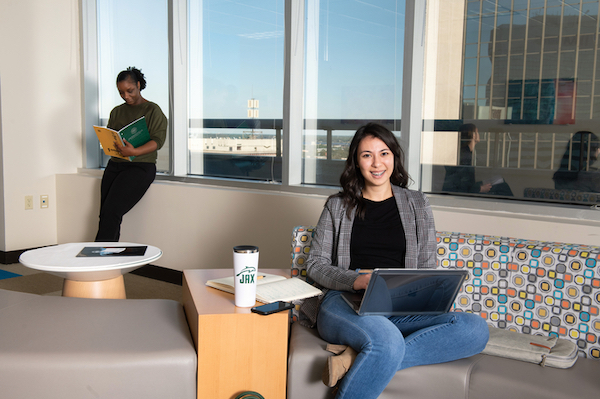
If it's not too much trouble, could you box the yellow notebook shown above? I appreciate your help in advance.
[94,116,150,161]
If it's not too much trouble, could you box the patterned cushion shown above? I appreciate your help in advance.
[290,226,600,359]
[439,233,600,359]
[290,226,316,322]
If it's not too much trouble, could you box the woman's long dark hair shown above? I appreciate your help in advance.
[335,123,410,219]
[116,66,147,90]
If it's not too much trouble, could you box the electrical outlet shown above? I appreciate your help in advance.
[40,195,49,209]
[25,195,33,210]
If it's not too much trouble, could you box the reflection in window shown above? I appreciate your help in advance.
[422,0,600,205]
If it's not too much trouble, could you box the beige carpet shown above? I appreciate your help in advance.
[0,263,182,302]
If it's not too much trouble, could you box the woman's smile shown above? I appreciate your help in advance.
[357,135,394,193]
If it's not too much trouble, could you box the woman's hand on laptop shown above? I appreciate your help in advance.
[353,273,372,290]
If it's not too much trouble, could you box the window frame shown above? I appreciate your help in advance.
[80,0,600,222]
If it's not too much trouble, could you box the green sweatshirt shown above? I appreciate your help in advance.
[107,101,167,163]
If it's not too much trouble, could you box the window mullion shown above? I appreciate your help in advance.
[82,0,101,169]
[282,0,306,186]
[171,0,188,177]
[402,0,426,190]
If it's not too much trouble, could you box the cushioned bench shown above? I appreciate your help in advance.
[288,227,600,399]
[288,321,600,399]
[0,289,197,399]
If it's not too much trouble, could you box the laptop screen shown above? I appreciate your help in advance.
[358,269,467,315]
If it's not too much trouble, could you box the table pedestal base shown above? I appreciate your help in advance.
[62,275,126,299]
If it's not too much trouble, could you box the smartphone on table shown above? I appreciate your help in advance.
[251,301,294,315]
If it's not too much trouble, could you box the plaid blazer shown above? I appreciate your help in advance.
[300,185,437,327]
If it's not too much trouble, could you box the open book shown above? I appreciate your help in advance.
[206,272,322,304]
[482,175,504,186]
[93,116,151,161]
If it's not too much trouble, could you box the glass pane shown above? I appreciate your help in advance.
[494,56,508,83]
[525,54,540,79]
[478,57,492,85]
[496,13,511,41]
[544,37,559,52]
[97,0,170,172]
[422,0,600,205]
[188,0,284,181]
[303,0,405,186]
[545,7,561,36]
[480,15,495,42]
[578,50,594,80]
[466,16,480,44]
[464,58,478,85]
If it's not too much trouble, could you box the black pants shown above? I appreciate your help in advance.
[95,160,156,242]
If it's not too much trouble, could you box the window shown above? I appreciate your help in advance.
[422,0,600,205]
[303,0,405,186]
[86,0,600,206]
[96,0,170,172]
[89,0,407,188]
[188,0,284,181]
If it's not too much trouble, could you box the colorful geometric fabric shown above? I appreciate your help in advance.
[290,226,316,323]
[290,226,600,360]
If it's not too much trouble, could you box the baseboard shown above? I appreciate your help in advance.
[131,264,183,286]
[2,245,55,265]
[0,249,27,265]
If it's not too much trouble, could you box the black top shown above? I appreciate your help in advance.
[350,197,406,270]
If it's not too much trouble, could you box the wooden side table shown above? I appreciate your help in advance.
[183,269,290,399]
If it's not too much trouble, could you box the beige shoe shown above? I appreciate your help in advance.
[322,345,358,387]
[325,344,349,355]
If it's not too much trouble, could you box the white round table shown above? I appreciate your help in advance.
[19,242,162,299]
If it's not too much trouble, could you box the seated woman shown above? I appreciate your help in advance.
[553,131,600,193]
[300,123,489,399]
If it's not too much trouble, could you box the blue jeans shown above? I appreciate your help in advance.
[317,290,489,399]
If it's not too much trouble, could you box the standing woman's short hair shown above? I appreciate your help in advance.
[116,67,147,90]
[338,122,410,218]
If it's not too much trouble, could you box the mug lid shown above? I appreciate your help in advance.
[233,245,259,253]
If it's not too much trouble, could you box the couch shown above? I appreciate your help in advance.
[0,289,197,399]
[288,226,600,399]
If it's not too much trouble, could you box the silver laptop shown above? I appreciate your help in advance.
[341,269,468,316]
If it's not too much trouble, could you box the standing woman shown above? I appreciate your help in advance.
[301,123,489,399]
[95,67,167,242]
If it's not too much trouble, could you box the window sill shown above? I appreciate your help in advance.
[77,168,600,227]
[77,168,338,197]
